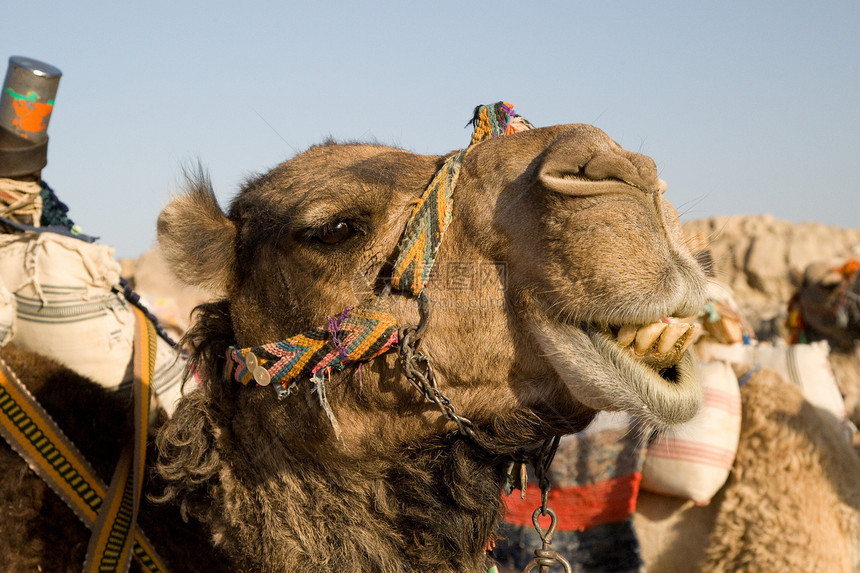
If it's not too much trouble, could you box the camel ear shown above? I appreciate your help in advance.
[538,125,666,196]
[157,176,236,294]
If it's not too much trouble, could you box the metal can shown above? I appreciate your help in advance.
[0,56,62,144]
[0,56,62,178]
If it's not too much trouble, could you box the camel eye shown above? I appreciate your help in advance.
[315,221,358,245]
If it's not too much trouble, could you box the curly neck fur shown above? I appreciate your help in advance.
[156,301,562,572]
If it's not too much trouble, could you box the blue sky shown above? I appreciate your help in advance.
[5,1,858,258]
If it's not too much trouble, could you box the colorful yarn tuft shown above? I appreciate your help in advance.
[469,101,534,145]
[39,181,80,233]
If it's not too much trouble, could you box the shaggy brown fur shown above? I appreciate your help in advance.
[0,344,230,572]
[156,124,707,571]
[635,368,860,572]
[701,369,860,572]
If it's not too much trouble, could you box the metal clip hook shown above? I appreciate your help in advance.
[522,507,573,573]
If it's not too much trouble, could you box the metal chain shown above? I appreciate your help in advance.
[397,291,476,439]
[396,292,570,571]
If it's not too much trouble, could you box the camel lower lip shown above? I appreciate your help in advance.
[585,325,702,424]
[529,321,702,428]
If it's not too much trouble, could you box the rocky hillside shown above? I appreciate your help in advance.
[683,215,860,339]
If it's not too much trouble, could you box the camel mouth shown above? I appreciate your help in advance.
[528,318,703,429]
[601,319,700,375]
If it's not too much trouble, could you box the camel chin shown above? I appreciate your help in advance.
[530,319,702,429]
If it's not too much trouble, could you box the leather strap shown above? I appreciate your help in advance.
[0,305,169,572]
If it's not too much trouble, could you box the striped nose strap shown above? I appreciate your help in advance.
[225,305,399,399]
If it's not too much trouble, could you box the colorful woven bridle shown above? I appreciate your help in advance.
[224,102,533,399]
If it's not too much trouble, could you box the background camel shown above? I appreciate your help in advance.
[790,257,860,427]
[633,251,860,571]
[634,367,860,572]
[154,119,707,572]
[0,344,231,572]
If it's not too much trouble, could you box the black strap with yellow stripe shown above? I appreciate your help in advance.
[0,305,169,572]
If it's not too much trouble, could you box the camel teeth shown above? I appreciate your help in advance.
[680,323,700,353]
[616,324,638,347]
[634,322,667,353]
[657,322,689,354]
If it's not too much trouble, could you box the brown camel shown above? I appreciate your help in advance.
[635,367,860,572]
[153,117,707,572]
[792,258,860,425]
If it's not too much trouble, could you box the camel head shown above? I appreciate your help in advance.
[795,258,860,351]
[157,113,707,456]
